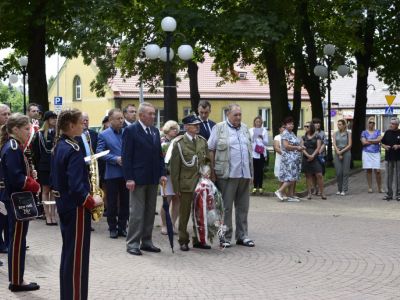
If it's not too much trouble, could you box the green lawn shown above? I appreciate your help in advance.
[260,153,361,193]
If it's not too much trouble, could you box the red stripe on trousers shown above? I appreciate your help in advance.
[73,207,84,300]
[12,221,22,285]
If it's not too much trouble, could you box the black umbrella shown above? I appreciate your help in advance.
[162,182,174,253]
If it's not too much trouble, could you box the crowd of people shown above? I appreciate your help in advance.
[0,99,399,298]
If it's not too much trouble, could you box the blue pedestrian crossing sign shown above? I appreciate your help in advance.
[385,106,393,115]
[54,96,63,105]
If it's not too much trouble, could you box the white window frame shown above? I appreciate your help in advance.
[73,76,82,101]
[298,109,304,129]
[183,107,191,117]
[258,108,270,129]
[155,108,164,129]
[222,108,229,121]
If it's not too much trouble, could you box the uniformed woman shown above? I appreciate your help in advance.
[51,108,103,300]
[0,113,41,292]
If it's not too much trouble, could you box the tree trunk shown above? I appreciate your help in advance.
[27,23,48,112]
[296,0,324,127]
[263,44,290,136]
[292,64,302,134]
[187,60,200,114]
[352,10,375,160]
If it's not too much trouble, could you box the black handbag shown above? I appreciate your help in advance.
[10,191,40,221]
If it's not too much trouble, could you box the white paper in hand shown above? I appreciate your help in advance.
[0,201,7,215]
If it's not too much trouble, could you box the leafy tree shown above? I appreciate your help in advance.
[0,83,23,112]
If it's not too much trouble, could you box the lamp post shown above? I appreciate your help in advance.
[314,44,349,166]
[9,57,28,114]
[145,16,193,122]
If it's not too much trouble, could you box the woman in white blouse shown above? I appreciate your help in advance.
[249,116,269,194]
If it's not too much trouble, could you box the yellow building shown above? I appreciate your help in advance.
[49,54,312,136]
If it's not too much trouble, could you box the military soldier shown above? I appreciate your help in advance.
[51,109,103,300]
[170,115,210,251]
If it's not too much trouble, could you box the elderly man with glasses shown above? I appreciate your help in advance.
[381,117,400,201]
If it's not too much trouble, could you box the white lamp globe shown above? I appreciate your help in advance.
[313,65,328,78]
[323,44,335,56]
[159,47,174,62]
[337,65,350,77]
[177,45,193,61]
[18,56,28,67]
[145,44,160,60]
[9,74,18,84]
[161,17,177,32]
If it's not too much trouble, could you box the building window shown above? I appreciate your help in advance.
[222,108,229,121]
[258,108,270,129]
[73,76,82,101]
[298,109,304,129]
[183,107,191,117]
[155,108,164,129]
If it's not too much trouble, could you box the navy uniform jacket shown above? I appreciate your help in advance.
[51,135,93,214]
[122,121,165,185]
[32,130,55,172]
[0,139,40,200]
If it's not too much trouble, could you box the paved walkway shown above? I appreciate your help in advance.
[0,172,399,299]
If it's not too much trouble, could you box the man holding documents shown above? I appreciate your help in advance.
[97,109,129,238]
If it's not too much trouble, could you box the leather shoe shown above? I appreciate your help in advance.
[140,245,161,253]
[0,260,3,266]
[127,248,142,256]
[193,243,211,249]
[9,282,40,292]
[180,244,189,251]
[118,229,127,237]
[109,230,118,239]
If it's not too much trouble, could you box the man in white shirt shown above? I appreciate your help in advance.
[122,104,137,128]
[208,104,255,248]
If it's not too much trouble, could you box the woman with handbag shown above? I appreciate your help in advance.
[333,119,352,196]
[32,111,58,225]
[51,108,103,300]
[249,116,269,195]
[0,113,41,292]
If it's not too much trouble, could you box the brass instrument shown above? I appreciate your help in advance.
[88,154,104,222]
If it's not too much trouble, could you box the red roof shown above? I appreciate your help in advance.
[109,53,309,100]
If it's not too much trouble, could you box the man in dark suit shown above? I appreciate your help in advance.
[97,109,128,239]
[122,104,137,128]
[122,102,167,256]
[75,112,98,158]
[197,100,216,140]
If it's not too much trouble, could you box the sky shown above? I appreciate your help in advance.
[0,48,65,82]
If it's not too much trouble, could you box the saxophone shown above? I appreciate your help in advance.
[88,152,105,222]
[84,131,104,222]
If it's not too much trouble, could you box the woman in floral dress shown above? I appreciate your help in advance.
[275,117,304,201]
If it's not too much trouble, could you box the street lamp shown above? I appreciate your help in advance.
[314,44,349,165]
[145,16,193,122]
[18,56,28,115]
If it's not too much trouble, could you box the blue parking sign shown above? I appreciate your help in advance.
[54,96,63,105]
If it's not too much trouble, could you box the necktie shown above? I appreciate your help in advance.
[81,132,91,157]
[146,127,151,135]
[203,121,209,134]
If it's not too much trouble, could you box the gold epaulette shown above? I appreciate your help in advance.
[65,139,80,151]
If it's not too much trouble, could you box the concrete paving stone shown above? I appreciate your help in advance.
[0,171,399,299]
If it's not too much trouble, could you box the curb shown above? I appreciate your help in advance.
[259,168,364,198]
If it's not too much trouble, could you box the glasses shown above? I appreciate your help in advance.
[304,125,309,128]
[369,122,375,124]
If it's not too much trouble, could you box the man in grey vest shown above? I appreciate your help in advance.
[208,104,255,248]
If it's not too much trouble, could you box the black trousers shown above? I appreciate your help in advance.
[59,206,91,300]
[0,210,9,251]
[105,177,129,231]
[253,155,265,188]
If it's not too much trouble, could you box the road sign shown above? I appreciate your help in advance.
[54,96,63,106]
[385,106,393,115]
[385,95,396,106]
[54,105,62,114]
